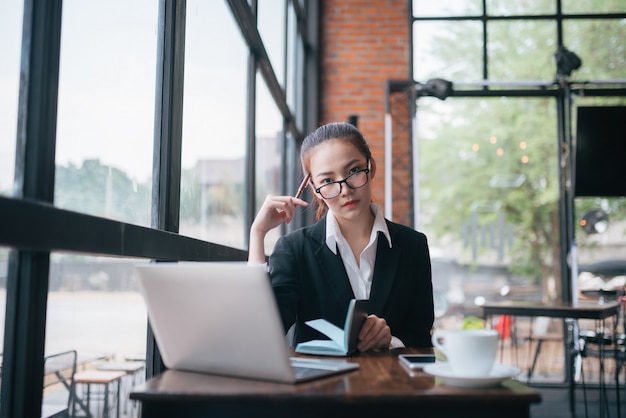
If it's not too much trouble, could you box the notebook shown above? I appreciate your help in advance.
[134,261,360,383]
[296,299,369,356]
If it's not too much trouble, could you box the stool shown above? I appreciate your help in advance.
[97,362,145,416]
[72,370,126,418]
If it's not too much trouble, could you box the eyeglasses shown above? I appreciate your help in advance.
[313,161,370,199]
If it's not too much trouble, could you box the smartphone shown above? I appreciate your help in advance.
[398,354,436,370]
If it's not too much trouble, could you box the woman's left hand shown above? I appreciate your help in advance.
[357,315,391,352]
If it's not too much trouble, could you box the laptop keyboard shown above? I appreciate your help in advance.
[289,357,359,381]
[292,365,330,379]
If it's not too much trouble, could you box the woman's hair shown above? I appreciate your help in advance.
[300,122,372,220]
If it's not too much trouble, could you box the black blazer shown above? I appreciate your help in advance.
[268,216,434,348]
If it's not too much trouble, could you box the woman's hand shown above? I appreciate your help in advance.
[248,195,308,264]
[251,195,308,234]
[357,314,392,352]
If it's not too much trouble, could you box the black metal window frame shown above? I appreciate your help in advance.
[0,0,318,416]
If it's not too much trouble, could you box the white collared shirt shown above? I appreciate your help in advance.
[325,204,403,348]
[325,203,391,300]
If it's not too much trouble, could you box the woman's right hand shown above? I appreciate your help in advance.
[248,195,308,264]
[251,195,308,235]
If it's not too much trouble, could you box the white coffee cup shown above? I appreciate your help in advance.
[431,329,499,377]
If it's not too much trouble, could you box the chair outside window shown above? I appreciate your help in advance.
[42,350,77,418]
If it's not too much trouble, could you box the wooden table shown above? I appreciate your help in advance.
[482,300,620,321]
[482,300,621,418]
[130,348,541,418]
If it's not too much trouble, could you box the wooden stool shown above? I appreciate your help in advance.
[98,362,146,416]
[73,370,126,418]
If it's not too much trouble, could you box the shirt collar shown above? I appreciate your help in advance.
[325,203,392,254]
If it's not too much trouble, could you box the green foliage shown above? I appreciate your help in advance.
[461,315,485,330]
[418,6,626,284]
[420,97,560,281]
[55,159,151,226]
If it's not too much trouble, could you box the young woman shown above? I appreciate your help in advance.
[249,122,434,351]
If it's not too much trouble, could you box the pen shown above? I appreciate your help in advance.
[295,173,311,199]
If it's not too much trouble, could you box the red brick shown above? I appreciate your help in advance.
[319,0,412,224]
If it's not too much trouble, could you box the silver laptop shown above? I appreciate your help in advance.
[134,261,359,383]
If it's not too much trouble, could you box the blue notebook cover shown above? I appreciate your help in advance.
[295,299,369,356]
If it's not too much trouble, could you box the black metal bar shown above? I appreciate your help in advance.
[0,196,247,261]
[299,0,320,228]
[243,0,258,250]
[0,1,63,416]
[2,252,52,418]
[556,90,569,303]
[482,0,488,82]
[413,13,626,22]
[152,0,186,235]
[290,0,310,49]
[556,85,576,400]
[556,0,563,48]
[280,0,289,214]
[148,0,187,379]
[388,79,626,98]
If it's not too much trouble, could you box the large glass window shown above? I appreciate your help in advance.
[0,0,311,408]
[181,0,248,248]
[54,0,158,226]
[419,97,559,312]
[0,1,23,196]
[413,0,626,385]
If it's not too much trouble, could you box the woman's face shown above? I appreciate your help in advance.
[307,138,376,223]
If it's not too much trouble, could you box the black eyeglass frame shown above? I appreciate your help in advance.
[313,160,371,199]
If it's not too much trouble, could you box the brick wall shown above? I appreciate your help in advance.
[319,0,413,226]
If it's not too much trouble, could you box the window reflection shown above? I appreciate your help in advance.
[182,0,248,248]
[0,1,23,196]
[54,0,157,226]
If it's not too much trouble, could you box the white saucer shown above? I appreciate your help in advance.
[423,363,520,388]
